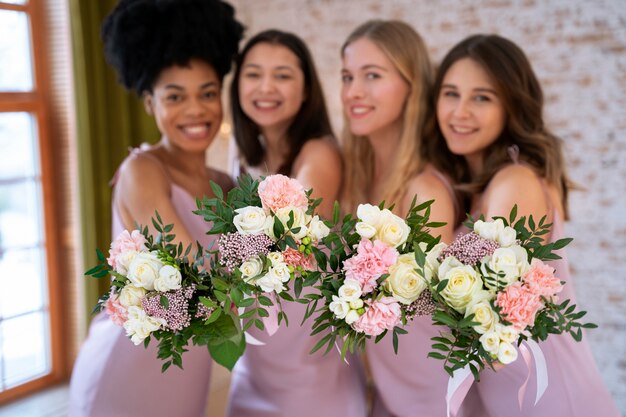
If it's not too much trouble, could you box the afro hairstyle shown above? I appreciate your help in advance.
[101,0,244,94]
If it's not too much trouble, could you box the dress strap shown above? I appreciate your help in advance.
[427,167,461,223]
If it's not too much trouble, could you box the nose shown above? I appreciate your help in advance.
[452,99,470,119]
[186,96,207,117]
[343,77,365,101]
[259,75,275,93]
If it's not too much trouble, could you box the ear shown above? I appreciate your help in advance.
[143,92,154,115]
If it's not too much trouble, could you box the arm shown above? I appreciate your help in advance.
[291,138,343,220]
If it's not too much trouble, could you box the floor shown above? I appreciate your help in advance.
[0,362,232,417]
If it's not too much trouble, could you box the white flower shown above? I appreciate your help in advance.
[439,262,483,314]
[127,251,164,290]
[385,253,428,304]
[153,264,182,292]
[497,226,517,247]
[308,216,330,241]
[273,206,310,240]
[266,252,284,266]
[376,209,410,248]
[330,295,350,319]
[345,309,360,325]
[268,262,291,283]
[355,222,377,239]
[473,218,504,242]
[123,306,164,345]
[497,341,518,364]
[239,256,264,281]
[480,245,529,290]
[338,279,362,303]
[115,250,140,275]
[118,284,146,308]
[496,323,519,344]
[349,299,364,309]
[357,204,382,226]
[466,298,499,334]
[255,273,285,293]
[479,331,500,355]
[233,206,270,235]
[424,242,447,280]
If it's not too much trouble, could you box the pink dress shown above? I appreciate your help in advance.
[226,164,369,417]
[367,168,461,417]
[460,182,620,416]
[68,152,215,417]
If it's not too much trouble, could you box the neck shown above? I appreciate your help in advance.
[368,125,402,183]
[159,139,207,176]
[466,152,484,179]
[261,125,290,174]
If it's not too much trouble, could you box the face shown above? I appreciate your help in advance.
[341,37,410,140]
[238,43,306,134]
[436,58,506,162]
[144,59,222,153]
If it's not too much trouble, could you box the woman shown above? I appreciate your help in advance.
[340,20,458,416]
[426,33,619,417]
[68,1,243,416]
[226,29,368,417]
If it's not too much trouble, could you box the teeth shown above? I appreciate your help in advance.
[255,100,279,109]
[183,124,209,135]
[452,126,475,134]
[352,107,370,115]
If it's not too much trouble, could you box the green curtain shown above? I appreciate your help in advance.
[69,0,159,323]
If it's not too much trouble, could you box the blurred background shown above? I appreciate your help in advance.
[0,0,623,415]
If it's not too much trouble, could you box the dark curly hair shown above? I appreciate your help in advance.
[102,0,244,94]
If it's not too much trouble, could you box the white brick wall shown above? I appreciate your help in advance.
[225,0,626,411]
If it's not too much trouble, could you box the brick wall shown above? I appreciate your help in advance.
[225,0,626,411]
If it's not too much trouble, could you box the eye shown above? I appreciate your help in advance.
[203,90,218,99]
[243,71,261,79]
[341,73,353,83]
[474,94,491,102]
[365,72,381,80]
[440,89,459,98]
[165,94,182,103]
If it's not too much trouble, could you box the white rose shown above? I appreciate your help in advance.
[308,215,330,241]
[437,256,464,279]
[255,273,285,293]
[481,245,529,290]
[356,204,382,226]
[355,222,377,239]
[473,218,504,241]
[118,284,147,308]
[329,295,350,319]
[127,251,164,290]
[233,206,270,235]
[479,331,500,355]
[266,252,284,266]
[466,299,499,334]
[345,309,360,325]
[338,279,362,303]
[385,253,428,304]
[496,323,519,344]
[497,226,517,247]
[123,306,164,345]
[115,250,140,275]
[349,299,364,309]
[424,242,447,279]
[376,209,410,248]
[268,263,292,283]
[274,207,310,240]
[153,264,182,292]
[440,264,483,314]
[239,256,264,281]
[497,341,518,364]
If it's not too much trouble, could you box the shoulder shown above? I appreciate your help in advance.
[297,136,342,166]
[405,166,453,204]
[487,163,544,197]
[117,150,169,190]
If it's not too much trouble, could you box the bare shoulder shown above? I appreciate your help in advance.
[483,164,548,219]
[208,167,235,192]
[297,136,342,167]
[405,168,453,206]
[117,151,169,193]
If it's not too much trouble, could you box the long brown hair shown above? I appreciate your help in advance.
[230,29,333,175]
[424,34,573,218]
[341,20,433,213]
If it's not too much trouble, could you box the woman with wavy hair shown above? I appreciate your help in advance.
[426,33,619,416]
[340,19,459,416]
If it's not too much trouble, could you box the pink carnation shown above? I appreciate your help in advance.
[282,247,314,271]
[352,297,401,336]
[104,293,128,326]
[496,282,544,331]
[522,258,563,299]
[343,239,399,293]
[258,174,308,212]
[107,230,147,269]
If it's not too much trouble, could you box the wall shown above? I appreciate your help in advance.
[224,0,626,412]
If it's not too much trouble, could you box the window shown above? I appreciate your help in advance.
[0,0,63,401]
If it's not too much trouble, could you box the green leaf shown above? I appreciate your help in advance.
[210,180,224,200]
[160,295,169,309]
[206,313,246,371]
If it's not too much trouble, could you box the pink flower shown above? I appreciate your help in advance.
[352,297,401,336]
[343,239,399,293]
[105,292,128,326]
[107,230,147,269]
[522,258,563,299]
[496,282,544,331]
[282,247,314,271]
[258,174,308,213]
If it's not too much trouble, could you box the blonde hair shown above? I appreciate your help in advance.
[341,20,433,213]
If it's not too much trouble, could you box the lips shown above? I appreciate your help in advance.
[349,105,373,118]
[449,124,478,134]
[253,100,281,110]
[180,122,212,139]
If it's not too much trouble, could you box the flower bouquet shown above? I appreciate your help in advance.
[307,200,443,357]
[422,206,596,380]
[86,213,243,371]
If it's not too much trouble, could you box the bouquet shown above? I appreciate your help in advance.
[194,174,329,335]
[423,206,596,380]
[307,200,443,357]
[86,214,244,371]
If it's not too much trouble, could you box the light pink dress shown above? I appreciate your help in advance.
[68,151,215,417]
[460,174,620,416]
[226,163,369,417]
[367,168,460,417]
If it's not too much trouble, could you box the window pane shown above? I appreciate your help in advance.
[0,112,39,179]
[1,311,50,388]
[0,10,33,92]
[0,248,46,319]
[0,180,44,248]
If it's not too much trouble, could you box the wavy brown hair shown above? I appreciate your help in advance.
[423,34,573,218]
[341,20,433,214]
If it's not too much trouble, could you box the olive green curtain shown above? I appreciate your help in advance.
[69,0,159,321]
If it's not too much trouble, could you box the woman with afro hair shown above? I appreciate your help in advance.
[68,1,243,416]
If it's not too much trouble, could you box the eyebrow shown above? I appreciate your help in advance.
[441,83,497,94]
[163,81,218,90]
[341,64,389,73]
[242,63,296,72]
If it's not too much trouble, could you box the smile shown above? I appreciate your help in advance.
[254,100,281,109]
